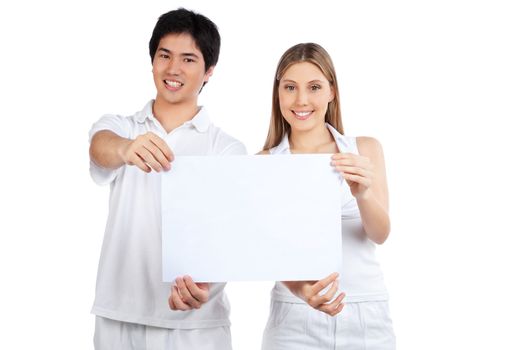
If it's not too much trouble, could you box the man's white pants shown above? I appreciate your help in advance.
[94,316,232,350]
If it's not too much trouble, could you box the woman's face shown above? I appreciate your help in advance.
[278,62,334,132]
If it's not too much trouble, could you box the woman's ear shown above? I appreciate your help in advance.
[329,85,335,102]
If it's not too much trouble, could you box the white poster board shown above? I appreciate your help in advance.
[161,155,342,282]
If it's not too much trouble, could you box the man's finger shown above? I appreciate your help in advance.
[169,285,190,311]
[148,133,174,162]
[135,146,163,172]
[144,141,171,170]
[176,277,202,309]
[128,153,151,173]
[184,276,209,303]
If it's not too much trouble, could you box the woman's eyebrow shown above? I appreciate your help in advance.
[281,79,326,84]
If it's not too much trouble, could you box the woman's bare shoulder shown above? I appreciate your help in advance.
[356,136,385,160]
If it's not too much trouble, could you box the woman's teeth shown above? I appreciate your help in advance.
[295,111,312,117]
[293,111,313,119]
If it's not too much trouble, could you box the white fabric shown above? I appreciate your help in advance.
[262,300,396,350]
[269,123,389,303]
[89,100,246,329]
[94,316,232,350]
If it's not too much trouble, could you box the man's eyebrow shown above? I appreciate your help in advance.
[181,52,199,59]
[157,48,199,59]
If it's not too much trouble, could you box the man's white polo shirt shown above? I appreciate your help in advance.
[88,100,247,329]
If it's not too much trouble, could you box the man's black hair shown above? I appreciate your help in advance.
[149,8,220,72]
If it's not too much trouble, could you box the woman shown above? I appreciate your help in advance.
[260,43,396,349]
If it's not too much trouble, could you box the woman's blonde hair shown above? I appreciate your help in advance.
[263,43,343,150]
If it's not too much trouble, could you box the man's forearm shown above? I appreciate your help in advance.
[89,130,131,169]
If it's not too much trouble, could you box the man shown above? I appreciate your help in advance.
[89,8,245,349]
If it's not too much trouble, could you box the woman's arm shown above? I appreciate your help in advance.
[332,137,390,244]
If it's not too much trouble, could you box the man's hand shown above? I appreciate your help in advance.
[168,276,210,311]
[90,130,174,172]
[118,131,174,173]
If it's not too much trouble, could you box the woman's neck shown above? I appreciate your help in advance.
[289,124,335,153]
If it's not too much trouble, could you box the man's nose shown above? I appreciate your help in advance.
[167,58,182,75]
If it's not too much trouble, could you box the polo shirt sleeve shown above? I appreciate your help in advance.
[219,141,248,156]
[88,114,131,185]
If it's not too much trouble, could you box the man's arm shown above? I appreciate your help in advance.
[90,130,174,173]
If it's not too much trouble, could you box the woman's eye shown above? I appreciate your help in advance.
[311,84,321,91]
[284,85,295,91]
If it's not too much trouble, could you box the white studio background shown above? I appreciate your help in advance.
[0,0,524,349]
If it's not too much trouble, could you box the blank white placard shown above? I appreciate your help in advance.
[161,155,342,282]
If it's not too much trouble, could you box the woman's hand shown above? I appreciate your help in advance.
[332,138,391,244]
[168,275,210,311]
[332,152,375,199]
[283,272,345,316]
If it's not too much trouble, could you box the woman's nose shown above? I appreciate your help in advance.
[295,90,308,106]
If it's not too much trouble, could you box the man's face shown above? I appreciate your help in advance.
[152,33,213,107]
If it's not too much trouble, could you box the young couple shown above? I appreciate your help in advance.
[89,8,395,350]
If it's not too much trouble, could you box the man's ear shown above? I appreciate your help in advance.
[204,66,215,83]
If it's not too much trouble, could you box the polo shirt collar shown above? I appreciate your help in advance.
[134,100,155,123]
[189,107,211,133]
[133,100,210,133]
